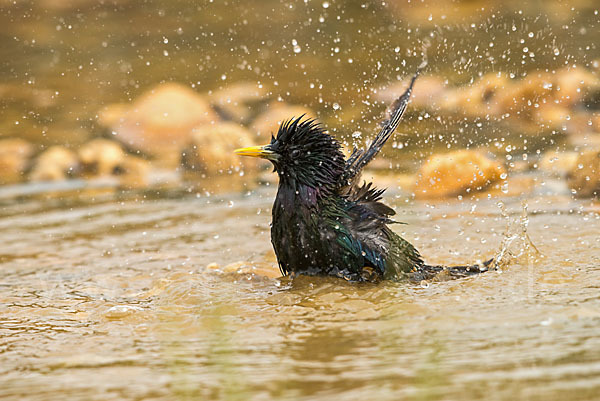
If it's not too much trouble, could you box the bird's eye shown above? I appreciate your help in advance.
[291,149,301,158]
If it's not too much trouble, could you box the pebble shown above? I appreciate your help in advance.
[414,149,506,199]
[29,146,79,182]
[98,83,219,158]
[209,81,270,124]
[0,138,33,184]
[567,149,600,198]
[78,138,126,176]
[182,122,262,175]
[538,150,579,177]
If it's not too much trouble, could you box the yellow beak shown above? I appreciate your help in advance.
[234,145,277,160]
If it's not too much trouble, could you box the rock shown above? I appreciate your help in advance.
[553,67,600,107]
[495,68,600,115]
[414,149,506,199]
[77,139,152,188]
[401,68,599,138]
[447,73,510,117]
[78,139,126,176]
[251,103,316,141]
[496,68,599,130]
[539,151,579,177]
[182,122,260,175]
[209,82,269,124]
[500,176,537,197]
[535,104,572,131]
[567,150,600,198]
[569,133,600,149]
[0,138,34,184]
[98,83,219,157]
[29,146,79,182]
[496,72,554,119]
[97,103,128,128]
[114,156,152,189]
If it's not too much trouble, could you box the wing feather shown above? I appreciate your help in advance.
[339,67,423,190]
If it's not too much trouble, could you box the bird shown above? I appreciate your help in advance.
[235,70,493,282]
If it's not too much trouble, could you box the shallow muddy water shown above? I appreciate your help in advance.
[1,186,599,401]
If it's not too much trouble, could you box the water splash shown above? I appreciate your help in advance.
[492,200,542,271]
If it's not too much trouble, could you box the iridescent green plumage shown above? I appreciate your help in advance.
[236,70,492,282]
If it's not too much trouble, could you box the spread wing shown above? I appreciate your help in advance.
[339,67,422,191]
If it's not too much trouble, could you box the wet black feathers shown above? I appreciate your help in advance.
[261,68,490,282]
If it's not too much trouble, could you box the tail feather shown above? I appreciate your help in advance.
[408,258,495,283]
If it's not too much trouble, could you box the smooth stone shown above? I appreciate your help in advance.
[209,82,270,124]
[182,122,262,176]
[115,156,152,189]
[29,146,79,182]
[78,138,126,176]
[568,149,600,198]
[0,138,34,185]
[98,83,219,156]
[414,149,506,199]
[538,150,579,177]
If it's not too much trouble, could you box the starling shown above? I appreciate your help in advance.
[235,70,492,282]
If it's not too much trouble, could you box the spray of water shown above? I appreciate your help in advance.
[492,200,542,272]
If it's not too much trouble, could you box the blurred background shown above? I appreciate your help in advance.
[1,0,599,197]
[2,2,600,401]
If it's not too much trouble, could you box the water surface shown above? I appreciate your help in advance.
[1,188,599,400]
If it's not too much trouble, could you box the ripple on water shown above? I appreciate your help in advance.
[1,193,600,400]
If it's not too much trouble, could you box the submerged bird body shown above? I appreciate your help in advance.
[236,71,491,282]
